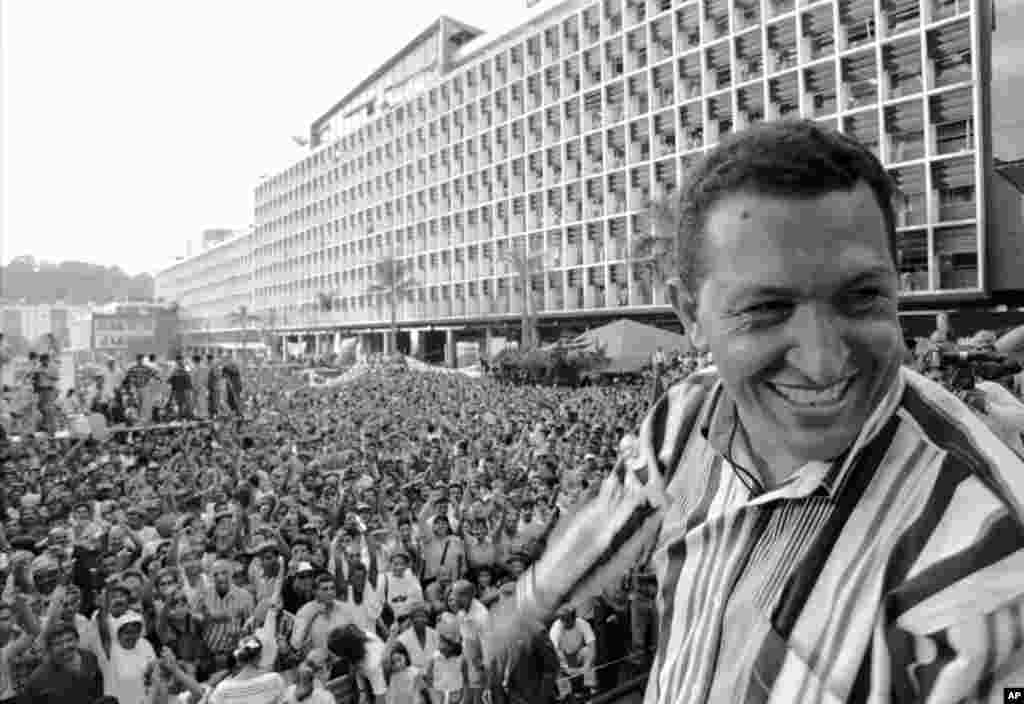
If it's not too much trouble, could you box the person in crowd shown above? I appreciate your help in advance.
[30,354,59,434]
[95,610,155,704]
[292,572,356,653]
[0,333,736,703]
[125,354,158,425]
[487,119,1024,702]
[221,355,244,419]
[196,559,254,673]
[206,354,221,419]
[206,620,283,704]
[395,601,437,671]
[549,604,597,700]
[422,615,466,704]
[21,622,104,704]
[378,548,423,632]
[383,640,427,704]
[167,357,193,421]
[189,355,209,420]
[326,624,387,704]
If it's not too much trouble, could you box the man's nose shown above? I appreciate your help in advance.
[785,305,852,383]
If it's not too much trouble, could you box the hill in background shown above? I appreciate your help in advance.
[0,256,154,305]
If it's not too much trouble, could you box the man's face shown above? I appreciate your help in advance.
[260,550,278,571]
[107,587,128,615]
[677,184,903,469]
[49,630,79,665]
[292,544,312,563]
[212,564,232,591]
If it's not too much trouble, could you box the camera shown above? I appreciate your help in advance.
[922,345,1022,393]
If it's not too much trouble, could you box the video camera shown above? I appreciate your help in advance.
[922,345,1023,392]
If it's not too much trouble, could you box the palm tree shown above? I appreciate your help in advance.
[315,291,334,314]
[500,243,548,351]
[366,255,419,355]
[633,196,684,298]
[227,305,261,358]
[259,308,279,360]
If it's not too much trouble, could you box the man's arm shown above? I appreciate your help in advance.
[883,474,1024,704]
[887,592,1024,703]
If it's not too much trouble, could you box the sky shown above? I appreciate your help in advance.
[2,0,1024,278]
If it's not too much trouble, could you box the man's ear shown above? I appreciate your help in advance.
[665,278,707,352]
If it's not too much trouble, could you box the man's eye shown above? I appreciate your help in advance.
[843,288,888,312]
[742,301,792,318]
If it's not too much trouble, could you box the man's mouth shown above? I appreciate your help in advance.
[767,376,856,408]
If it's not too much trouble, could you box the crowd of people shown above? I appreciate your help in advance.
[0,349,247,439]
[0,323,1021,704]
[0,349,679,704]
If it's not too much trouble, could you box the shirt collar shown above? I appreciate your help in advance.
[699,368,906,502]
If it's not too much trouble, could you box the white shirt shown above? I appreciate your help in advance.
[283,683,336,704]
[398,626,439,670]
[549,617,596,658]
[378,571,424,620]
[209,672,286,704]
[358,632,388,697]
[292,600,356,652]
[101,637,157,704]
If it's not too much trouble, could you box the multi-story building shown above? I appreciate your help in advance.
[202,228,236,251]
[154,229,256,352]
[91,302,181,362]
[0,303,91,349]
[166,0,1007,360]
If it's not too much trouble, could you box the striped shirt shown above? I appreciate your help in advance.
[493,365,1024,704]
[197,585,254,655]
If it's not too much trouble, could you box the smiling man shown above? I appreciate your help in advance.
[487,120,1024,703]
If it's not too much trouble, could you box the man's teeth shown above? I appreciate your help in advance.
[773,379,850,405]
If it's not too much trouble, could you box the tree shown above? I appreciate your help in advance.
[227,305,261,358]
[633,197,684,298]
[166,302,184,357]
[259,308,279,359]
[0,257,154,304]
[366,255,419,356]
[315,291,334,313]
[500,243,548,351]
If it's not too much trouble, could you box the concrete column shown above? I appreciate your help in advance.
[333,331,341,355]
[483,327,494,359]
[445,329,456,368]
[410,330,422,358]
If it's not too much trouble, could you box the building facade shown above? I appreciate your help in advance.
[163,0,1001,357]
[202,228,237,251]
[154,230,256,349]
[90,302,181,362]
[0,303,91,350]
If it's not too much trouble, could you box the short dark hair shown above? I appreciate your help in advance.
[327,624,368,663]
[662,119,898,299]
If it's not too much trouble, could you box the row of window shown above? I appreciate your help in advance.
[249,221,980,325]
[259,0,973,201]
[254,26,972,263]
